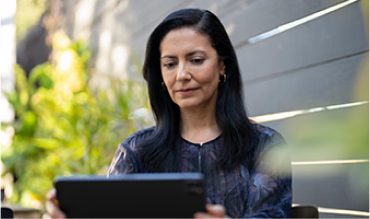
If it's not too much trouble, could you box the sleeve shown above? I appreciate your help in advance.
[244,131,292,218]
[107,141,140,177]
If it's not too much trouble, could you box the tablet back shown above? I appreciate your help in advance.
[55,173,206,218]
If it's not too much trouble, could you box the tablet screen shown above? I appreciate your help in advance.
[55,173,206,218]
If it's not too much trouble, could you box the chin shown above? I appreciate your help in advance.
[178,104,197,110]
[177,101,200,110]
[178,102,209,111]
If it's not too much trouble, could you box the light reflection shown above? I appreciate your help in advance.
[252,110,304,123]
[318,206,369,217]
[292,159,369,165]
[293,204,370,217]
[306,107,325,113]
[251,101,369,123]
[326,101,368,110]
[247,0,359,44]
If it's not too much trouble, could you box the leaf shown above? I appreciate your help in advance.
[17,111,38,137]
[14,65,29,107]
[31,138,63,150]
[29,64,54,90]
[2,32,149,208]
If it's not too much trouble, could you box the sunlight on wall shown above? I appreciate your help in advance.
[74,0,96,39]
[111,44,130,79]
[225,23,235,36]
[1,2,16,201]
[99,30,112,57]
[247,0,360,45]
[1,0,16,123]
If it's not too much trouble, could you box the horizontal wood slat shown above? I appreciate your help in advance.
[237,1,367,82]
[260,103,369,161]
[293,162,369,212]
[244,53,368,116]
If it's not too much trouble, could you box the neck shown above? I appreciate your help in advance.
[180,108,221,144]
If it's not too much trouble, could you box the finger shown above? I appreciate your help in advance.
[194,212,212,218]
[206,204,226,218]
[45,189,67,218]
[46,188,57,201]
[42,212,51,219]
[45,200,66,218]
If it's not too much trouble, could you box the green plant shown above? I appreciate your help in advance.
[16,0,48,40]
[1,31,151,209]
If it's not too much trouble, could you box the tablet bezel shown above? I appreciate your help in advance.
[55,173,206,218]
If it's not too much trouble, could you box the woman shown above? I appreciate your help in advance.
[46,8,291,218]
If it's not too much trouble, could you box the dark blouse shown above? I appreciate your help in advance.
[108,124,292,218]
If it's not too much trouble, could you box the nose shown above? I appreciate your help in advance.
[176,62,191,81]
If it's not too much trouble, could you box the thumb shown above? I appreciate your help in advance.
[206,204,227,218]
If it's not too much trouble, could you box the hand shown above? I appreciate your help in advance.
[43,188,66,219]
[194,204,230,218]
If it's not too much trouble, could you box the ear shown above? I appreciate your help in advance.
[219,60,225,76]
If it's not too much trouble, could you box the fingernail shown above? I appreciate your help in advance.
[194,212,206,218]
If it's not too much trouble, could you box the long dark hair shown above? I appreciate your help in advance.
[137,8,258,172]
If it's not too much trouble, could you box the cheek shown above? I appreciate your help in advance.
[162,72,176,88]
[162,73,177,103]
[198,67,220,84]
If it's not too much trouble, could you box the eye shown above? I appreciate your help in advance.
[163,61,176,69]
[190,58,204,65]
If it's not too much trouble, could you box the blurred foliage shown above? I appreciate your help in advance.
[1,31,150,209]
[16,0,48,40]
[280,57,369,199]
[284,57,369,162]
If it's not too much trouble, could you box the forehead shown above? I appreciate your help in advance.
[160,28,213,54]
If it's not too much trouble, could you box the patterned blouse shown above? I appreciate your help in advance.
[108,124,292,218]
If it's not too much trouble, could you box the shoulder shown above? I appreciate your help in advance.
[108,127,155,175]
[120,126,156,151]
[252,123,289,162]
[251,123,291,174]
[253,123,286,147]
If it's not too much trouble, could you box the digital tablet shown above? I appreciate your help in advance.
[55,173,206,218]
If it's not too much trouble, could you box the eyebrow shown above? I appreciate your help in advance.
[160,50,207,59]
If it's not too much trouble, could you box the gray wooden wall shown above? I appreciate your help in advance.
[59,0,369,217]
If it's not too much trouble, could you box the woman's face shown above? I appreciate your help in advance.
[159,28,225,111]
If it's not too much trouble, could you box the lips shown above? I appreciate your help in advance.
[177,88,198,95]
